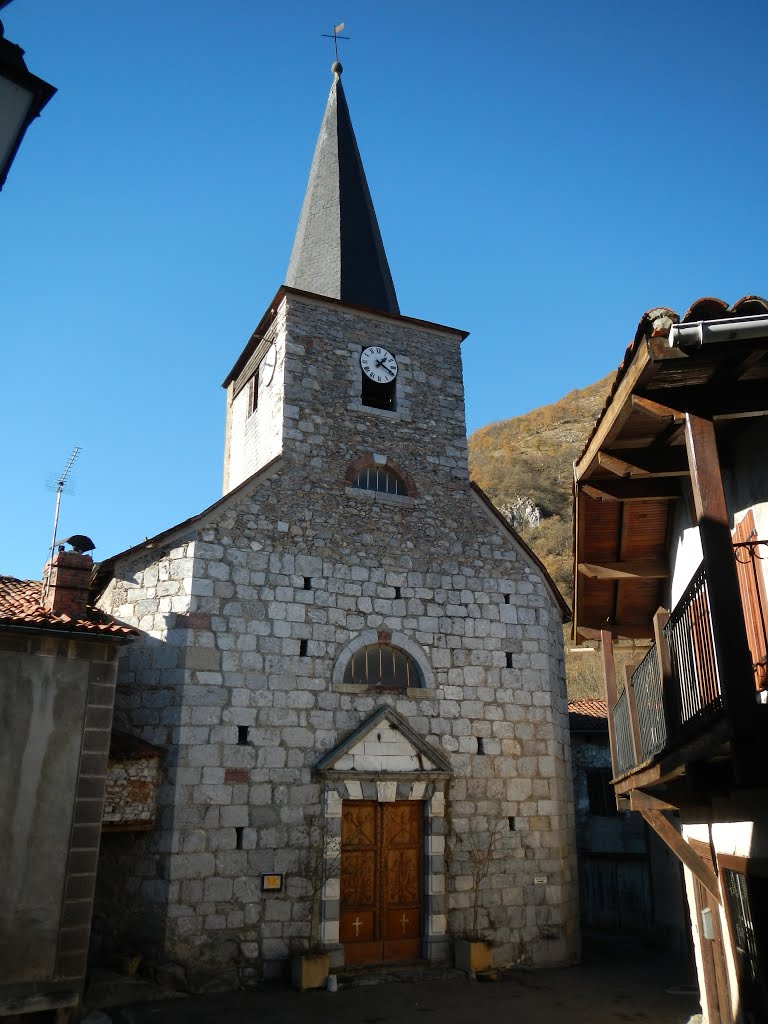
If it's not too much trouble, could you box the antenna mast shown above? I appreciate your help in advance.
[43,446,81,601]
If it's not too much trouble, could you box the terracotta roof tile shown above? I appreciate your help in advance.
[568,699,608,731]
[0,575,134,639]
[568,699,607,717]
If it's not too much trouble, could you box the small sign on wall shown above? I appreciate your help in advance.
[261,873,284,893]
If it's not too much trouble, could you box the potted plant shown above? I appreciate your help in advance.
[453,817,507,974]
[290,804,339,991]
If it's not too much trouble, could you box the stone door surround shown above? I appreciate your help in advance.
[314,706,452,965]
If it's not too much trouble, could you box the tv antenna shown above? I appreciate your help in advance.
[43,446,81,601]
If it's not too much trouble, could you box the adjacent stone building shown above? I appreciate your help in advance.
[92,62,579,984]
[0,551,132,1017]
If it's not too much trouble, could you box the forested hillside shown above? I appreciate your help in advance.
[468,373,615,699]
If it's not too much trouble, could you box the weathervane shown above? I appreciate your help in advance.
[322,22,349,63]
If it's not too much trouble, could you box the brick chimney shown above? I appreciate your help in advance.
[43,550,93,618]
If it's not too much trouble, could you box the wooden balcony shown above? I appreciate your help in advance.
[608,561,768,799]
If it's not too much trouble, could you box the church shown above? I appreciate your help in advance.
[92,61,578,985]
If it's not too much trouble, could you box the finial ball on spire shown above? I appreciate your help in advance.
[332,60,343,76]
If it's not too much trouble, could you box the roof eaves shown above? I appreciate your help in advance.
[575,295,768,473]
[282,286,469,340]
[0,615,134,640]
[222,285,470,391]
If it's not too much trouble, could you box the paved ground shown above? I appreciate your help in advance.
[96,937,702,1024]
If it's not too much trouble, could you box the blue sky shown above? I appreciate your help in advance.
[2,0,767,581]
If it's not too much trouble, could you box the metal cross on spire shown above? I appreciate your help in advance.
[322,22,349,62]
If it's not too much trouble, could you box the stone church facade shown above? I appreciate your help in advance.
[93,64,578,984]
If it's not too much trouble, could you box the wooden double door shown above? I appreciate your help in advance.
[340,800,423,965]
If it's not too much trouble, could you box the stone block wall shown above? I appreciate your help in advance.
[103,755,161,829]
[95,292,578,982]
[223,304,286,493]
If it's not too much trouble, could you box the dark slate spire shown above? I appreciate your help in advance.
[285,62,399,314]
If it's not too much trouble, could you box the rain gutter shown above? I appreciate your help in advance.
[668,314,768,350]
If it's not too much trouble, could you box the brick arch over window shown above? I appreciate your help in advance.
[332,629,435,689]
[345,454,417,498]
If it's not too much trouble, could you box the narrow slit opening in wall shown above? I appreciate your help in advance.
[477,737,485,755]
[303,577,312,590]
[506,652,513,668]
[235,827,244,850]
[508,817,515,831]
[248,369,259,416]
[237,726,249,746]
[300,639,308,657]
[504,593,511,604]
[394,586,402,599]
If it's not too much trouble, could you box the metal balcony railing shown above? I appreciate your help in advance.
[663,563,722,726]
[611,563,724,776]
[631,642,667,761]
[613,688,635,775]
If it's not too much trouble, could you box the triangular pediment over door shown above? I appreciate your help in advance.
[315,706,452,782]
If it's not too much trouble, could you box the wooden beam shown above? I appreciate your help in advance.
[613,760,680,794]
[686,415,728,526]
[630,779,715,812]
[600,629,620,794]
[705,347,768,389]
[575,342,655,482]
[685,414,756,746]
[631,395,686,422]
[660,382,768,421]
[640,809,722,903]
[598,447,690,478]
[613,715,731,797]
[629,790,677,811]
[578,559,669,581]
[581,478,681,502]
[578,624,655,641]
[647,337,690,361]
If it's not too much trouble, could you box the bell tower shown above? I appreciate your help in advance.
[221,61,406,494]
[285,60,399,313]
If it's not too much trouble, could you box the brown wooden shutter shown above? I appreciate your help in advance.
[732,510,768,693]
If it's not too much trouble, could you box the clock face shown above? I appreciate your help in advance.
[262,344,277,385]
[360,346,398,384]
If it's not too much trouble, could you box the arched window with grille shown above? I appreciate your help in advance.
[342,643,422,689]
[351,464,407,496]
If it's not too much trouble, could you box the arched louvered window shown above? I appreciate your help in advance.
[351,465,406,496]
[342,643,422,688]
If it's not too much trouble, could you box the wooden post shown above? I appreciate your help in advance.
[600,630,620,789]
[624,661,644,765]
[684,415,756,738]
[640,809,721,903]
